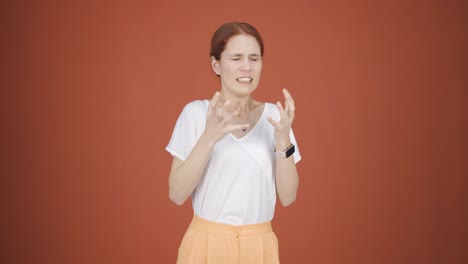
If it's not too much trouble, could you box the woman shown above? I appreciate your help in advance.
[166,22,301,264]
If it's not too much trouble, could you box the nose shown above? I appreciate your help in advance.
[240,57,252,71]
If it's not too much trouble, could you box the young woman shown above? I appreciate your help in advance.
[166,21,301,264]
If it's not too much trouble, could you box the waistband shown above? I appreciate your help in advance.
[189,215,273,237]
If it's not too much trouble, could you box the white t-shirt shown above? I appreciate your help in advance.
[166,100,301,225]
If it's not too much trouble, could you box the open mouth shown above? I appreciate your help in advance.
[236,77,252,83]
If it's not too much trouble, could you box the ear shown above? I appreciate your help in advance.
[210,56,221,76]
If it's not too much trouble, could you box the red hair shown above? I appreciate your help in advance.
[210,22,264,60]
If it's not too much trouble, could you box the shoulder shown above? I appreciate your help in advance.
[264,102,277,109]
[181,100,209,116]
[264,102,280,117]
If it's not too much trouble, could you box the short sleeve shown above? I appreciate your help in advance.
[166,101,207,161]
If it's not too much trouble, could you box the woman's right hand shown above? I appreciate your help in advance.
[203,91,250,144]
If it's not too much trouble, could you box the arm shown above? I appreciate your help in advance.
[168,92,249,205]
[168,134,215,205]
[275,142,299,206]
[268,88,300,206]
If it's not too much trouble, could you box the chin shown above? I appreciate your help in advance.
[241,86,258,96]
[223,82,259,95]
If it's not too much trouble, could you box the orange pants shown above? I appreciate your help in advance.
[176,215,280,264]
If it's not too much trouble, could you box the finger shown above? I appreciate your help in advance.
[283,88,295,112]
[234,105,241,116]
[276,101,287,121]
[223,100,239,115]
[283,88,294,100]
[215,102,224,120]
[220,100,233,119]
[285,100,295,119]
[283,88,294,101]
[223,110,239,125]
[267,116,279,128]
[209,91,220,112]
[222,100,231,111]
[289,110,295,122]
[220,101,241,125]
[225,124,250,134]
[216,108,224,121]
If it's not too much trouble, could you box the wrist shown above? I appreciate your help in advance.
[199,133,217,149]
[275,140,292,151]
[275,143,295,158]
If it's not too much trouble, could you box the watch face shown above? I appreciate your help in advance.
[285,145,295,158]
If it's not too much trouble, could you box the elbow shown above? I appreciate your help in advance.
[169,190,186,206]
[280,198,296,207]
[277,186,298,207]
[279,195,297,207]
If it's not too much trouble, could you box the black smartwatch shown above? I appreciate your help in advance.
[274,143,295,158]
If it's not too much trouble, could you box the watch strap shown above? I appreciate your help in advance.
[275,144,295,158]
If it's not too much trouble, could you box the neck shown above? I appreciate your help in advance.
[219,91,254,116]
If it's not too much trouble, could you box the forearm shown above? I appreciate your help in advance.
[275,155,299,207]
[169,134,215,205]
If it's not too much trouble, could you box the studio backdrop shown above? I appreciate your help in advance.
[8,1,467,264]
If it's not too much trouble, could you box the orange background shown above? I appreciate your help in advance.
[6,1,467,263]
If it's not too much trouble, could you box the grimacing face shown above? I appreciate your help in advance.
[211,34,262,97]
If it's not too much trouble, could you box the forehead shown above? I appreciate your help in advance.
[224,34,261,54]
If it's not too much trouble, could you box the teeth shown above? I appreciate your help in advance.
[237,77,252,83]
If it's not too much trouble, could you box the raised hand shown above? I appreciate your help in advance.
[268,88,295,150]
[204,91,250,143]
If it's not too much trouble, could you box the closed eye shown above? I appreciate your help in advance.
[250,56,261,61]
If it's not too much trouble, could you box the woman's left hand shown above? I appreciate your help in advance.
[268,88,295,151]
